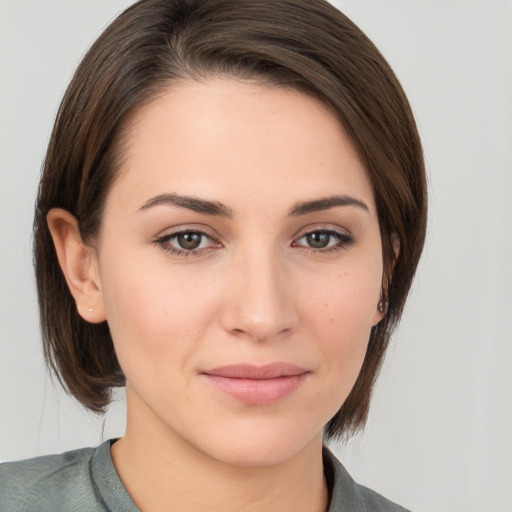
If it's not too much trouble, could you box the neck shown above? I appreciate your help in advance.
[111,391,329,512]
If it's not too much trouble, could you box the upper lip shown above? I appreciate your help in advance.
[202,363,309,379]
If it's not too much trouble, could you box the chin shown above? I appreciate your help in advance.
[193,418,323,468]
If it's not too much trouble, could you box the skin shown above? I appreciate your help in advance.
[48,79,386,512]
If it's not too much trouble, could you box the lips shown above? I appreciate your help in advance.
[201,363,309,405]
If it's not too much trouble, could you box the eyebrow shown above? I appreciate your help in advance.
[138,193,368,217]
[139,193,234,217]
[288,195,369,216]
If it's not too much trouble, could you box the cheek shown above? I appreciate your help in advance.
[98,255,221,375]
[306,265,381,327]
[302,266,381,373]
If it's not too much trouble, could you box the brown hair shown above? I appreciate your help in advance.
[34,0,427,438]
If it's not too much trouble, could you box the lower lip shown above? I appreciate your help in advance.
[203,374,308,405]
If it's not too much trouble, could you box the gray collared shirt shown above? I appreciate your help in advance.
[0,440,410,511]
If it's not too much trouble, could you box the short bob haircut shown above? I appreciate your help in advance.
[34,0,427,439]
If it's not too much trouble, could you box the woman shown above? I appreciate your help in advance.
[0,0,426,510]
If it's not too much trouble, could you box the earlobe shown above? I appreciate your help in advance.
[372,295,387,326]
[46,208,106,323]
[372,232,400,326]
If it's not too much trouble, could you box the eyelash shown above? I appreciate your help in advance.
[154,228,355,258]
[293,229,355,254]
[154,228,218,258]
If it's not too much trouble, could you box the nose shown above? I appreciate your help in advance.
[220,245,298,342]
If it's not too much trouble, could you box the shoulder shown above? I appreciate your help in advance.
[324,446,411,512]
[0,445,106,512]
[352,483,411,512]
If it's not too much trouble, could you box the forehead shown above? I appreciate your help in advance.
[108,78,376,214]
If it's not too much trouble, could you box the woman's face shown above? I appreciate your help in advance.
[95,79,385,466]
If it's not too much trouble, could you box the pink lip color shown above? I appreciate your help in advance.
[202,363,309,405]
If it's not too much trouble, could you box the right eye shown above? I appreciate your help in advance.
[155,229,220,257]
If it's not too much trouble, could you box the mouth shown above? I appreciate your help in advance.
[201,363,310,405]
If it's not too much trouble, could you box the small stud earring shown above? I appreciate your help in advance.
[87,307,94,312]
[378,295,388,313]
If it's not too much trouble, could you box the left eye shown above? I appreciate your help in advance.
[294,230,353,250]
[173,232,207,250]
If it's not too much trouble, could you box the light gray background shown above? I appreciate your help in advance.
[1,1,511,511]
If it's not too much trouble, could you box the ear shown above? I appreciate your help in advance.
[47,208,106,323]
[372,232,401,325]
